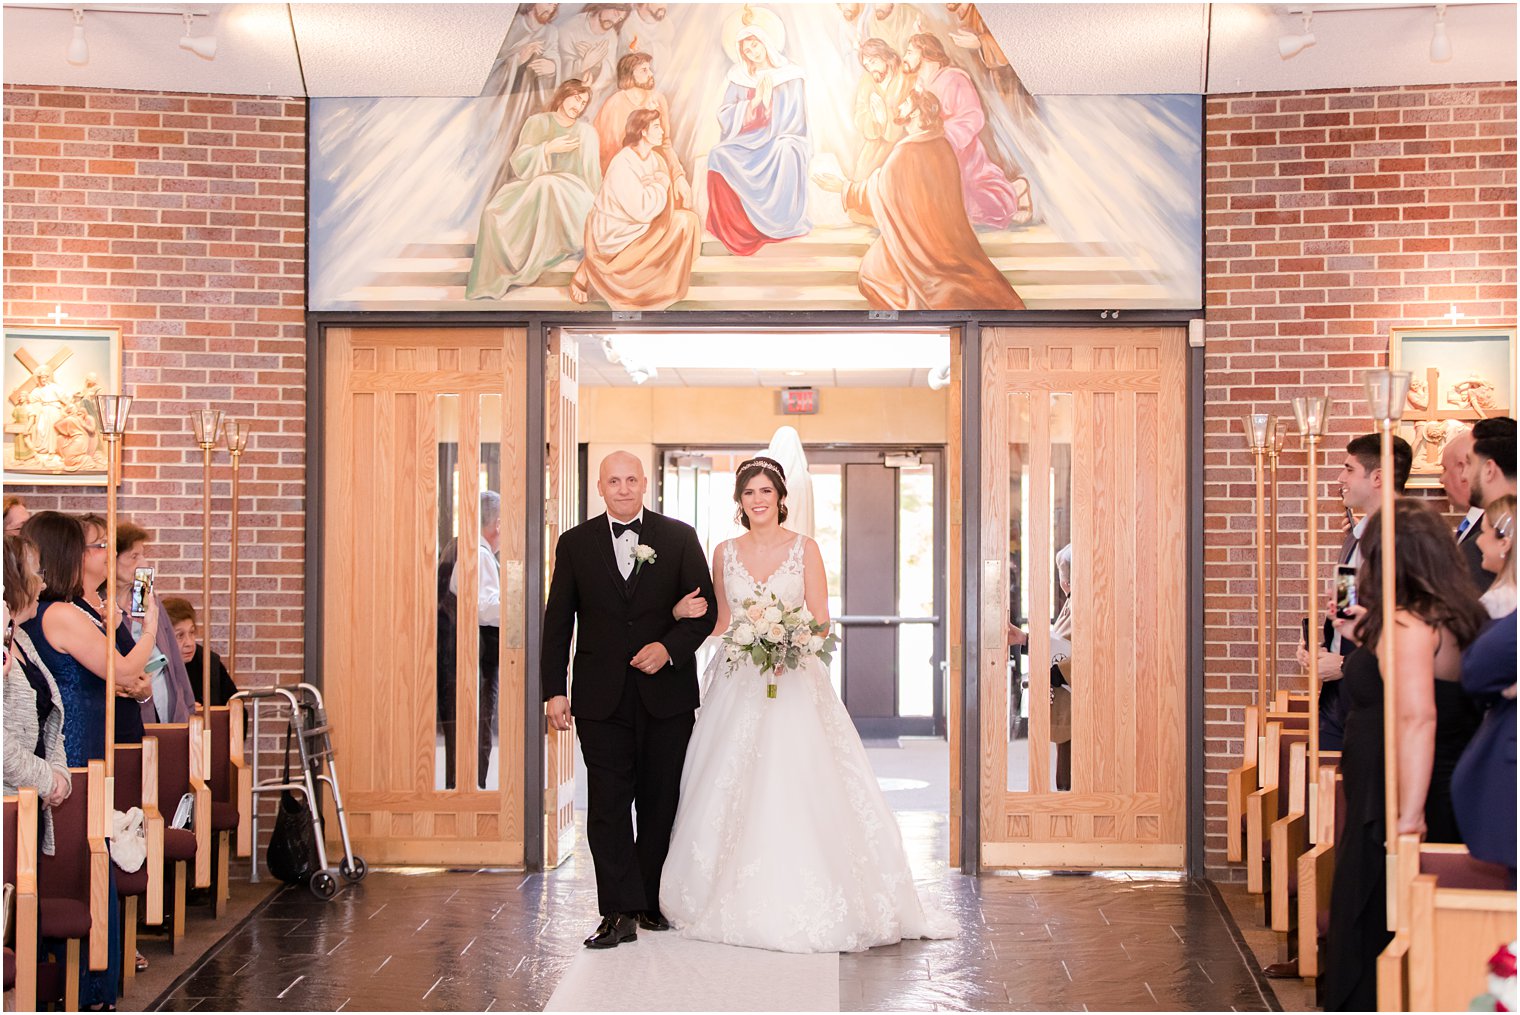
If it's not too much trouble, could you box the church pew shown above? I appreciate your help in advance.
[1246,712,1310,894]
[1226,705,1262,864]
[1274,690,1311,713]
[231,699,252,858]
[1297,761,1343,980]
[1269,737,1310,932]
[143,722,209,952]
[1406,849,1516,1011]
[205,706,245,916]
[38,762,111,1010]
[4,790,40,1011]
[111,741,165,998]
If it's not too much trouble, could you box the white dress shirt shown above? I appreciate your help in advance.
[1457,505,1485,543]
[450,538,502,628]
[609,509,645,580]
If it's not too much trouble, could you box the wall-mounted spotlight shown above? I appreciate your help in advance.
[1278,12,1316,59]
[66,8,88,65]
[1429,4,1452,62]
[179,12,216,59]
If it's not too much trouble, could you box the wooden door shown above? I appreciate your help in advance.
[324,327,527,865]
[979,327,1186,868]
[543,331,578,868]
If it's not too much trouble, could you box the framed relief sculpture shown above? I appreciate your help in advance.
[1390,325,1515,488]
[3,325,121,486]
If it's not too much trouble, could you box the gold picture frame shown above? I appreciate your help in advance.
[3,324,122,486]
[1389,325,1516,489]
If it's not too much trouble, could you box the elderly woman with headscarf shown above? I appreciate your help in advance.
[706,4,812,256]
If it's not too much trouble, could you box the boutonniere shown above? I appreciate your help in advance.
[633,544,657,574]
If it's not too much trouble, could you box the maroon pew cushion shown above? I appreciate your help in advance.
[164,827,196,862]
[1421,850,1513,890]
[114,861,149,897]
[38,897,91,940]
[211,801,239,832]
[4,946,14,990]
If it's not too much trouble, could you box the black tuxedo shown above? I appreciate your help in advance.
[540,510,717,915]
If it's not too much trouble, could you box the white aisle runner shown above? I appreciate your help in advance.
[544,934,841,1012]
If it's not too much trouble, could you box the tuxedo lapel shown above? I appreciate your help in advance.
[625,512,656,601]
[591,514,632,601]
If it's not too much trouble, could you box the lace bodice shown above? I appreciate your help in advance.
[721,534,807,610]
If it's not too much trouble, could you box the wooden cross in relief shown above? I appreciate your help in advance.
[1401,364,1509,423]
[8,346,74,406]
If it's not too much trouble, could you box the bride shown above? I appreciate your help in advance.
[659,456,955,952]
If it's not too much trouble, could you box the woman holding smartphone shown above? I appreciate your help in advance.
[111,520,196,723]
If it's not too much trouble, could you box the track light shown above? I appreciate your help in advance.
[1430,4,1452,62]
[179,12,216,60]
[66,8,88,65]
[1278,12,1315,59]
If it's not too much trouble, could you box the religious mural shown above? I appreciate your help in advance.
[3,326,120,486]
[309,3,1203,312]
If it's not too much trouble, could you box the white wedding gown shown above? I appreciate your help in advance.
[660,535,957,953]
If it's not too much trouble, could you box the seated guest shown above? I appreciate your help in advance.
[4,494,29,535]
[1475,495,1516,618]
[1325,498,1488,1011]
[3,534,71,854]
[165,596,238,707]
[112,521,196,722]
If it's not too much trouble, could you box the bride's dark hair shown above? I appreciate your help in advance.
[733,457,788,529]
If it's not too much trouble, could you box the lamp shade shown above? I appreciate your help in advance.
[190,408,223,445]
[1387,371,1413,422]
[224,419,250,453]
[1242,413,1273,449]
[93,394,133,436]
[1291,395,1330,437]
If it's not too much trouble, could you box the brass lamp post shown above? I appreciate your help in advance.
[224,420,250,683]
[94,394,133,813]
[1268,421,1287,699]
[1291,395,1331,837]
[1243,412,1274,714]
[191,409,223,712]
[1364,367,1412,926]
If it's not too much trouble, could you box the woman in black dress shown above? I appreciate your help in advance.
[1325,499,1488,1011]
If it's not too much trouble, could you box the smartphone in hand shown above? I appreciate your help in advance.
[130,566,154,617]
[1334,564,1358,619]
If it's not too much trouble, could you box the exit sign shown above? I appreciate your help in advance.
[780,387,818,415]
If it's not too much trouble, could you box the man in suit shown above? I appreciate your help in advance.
[541,451,716,948]
[1442,429,1490,591]
[1466,416,1517,510]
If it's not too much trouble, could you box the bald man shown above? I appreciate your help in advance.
[1443,430,1490,591]
[540,451,716,948]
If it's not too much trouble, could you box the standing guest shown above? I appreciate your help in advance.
[3,534,71,854]
[1442,430,1490,591]
[17,512,152,1012]
[1474,495,1516,618]
[164,597,238,708]
[3,495,29,535]
[19,511,153,762]
[1465,416,1517,510]
[113,521,197,723]
[1450,580,1517,879]
[1325,499,1488,1011]
[77,514,149,746]
[449,491,502,788]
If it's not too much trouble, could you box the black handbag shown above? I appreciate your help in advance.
[265,728,319,885]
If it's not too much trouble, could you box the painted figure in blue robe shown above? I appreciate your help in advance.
[706,6,811,256]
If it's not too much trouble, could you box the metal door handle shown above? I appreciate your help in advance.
[834,615,939,625]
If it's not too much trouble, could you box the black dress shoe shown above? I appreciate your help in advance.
[637,910,672,931]
[584,913,639,949]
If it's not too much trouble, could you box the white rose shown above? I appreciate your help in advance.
[767,623,787,642]
[761,606,783,625]
[733,624,755,646]
[797,606,813,625]
[746,604,766,623]
[790,627,811,647]
[809,636,824,653]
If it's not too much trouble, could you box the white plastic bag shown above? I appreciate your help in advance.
[110,807,147,873]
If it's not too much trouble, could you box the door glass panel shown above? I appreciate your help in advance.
[811,463,844,699]
[897,464,935,718]
[477,393,503,792]
[1007,393,1031,792]
[1050,392,1074,793]
[434,394,460,791]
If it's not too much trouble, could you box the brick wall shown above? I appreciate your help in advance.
[3,85,307,691]
[1202,82,1518,877]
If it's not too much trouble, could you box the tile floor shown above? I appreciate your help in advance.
[148,812,1280,1012]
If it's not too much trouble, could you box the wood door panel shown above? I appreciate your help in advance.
[981,328,1187,869]
[543,332,579,868]
[324,327,528,866]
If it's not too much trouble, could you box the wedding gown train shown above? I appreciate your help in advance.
[660,535,957,953]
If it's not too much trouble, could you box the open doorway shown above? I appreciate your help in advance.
[560,327,957,833]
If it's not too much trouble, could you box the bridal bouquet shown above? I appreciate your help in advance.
[721,592,839,699]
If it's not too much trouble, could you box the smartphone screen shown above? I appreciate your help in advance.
[130,566,154,617]
[1335,565,1358,618]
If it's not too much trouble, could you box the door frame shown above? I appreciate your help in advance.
[303,309,1201,874]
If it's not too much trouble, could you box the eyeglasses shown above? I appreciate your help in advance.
[85,541,110,550]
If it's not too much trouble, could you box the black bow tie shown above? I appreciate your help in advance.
[612,518,642,538]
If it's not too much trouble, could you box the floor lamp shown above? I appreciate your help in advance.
[191,409,223,711]
[95,394,133,824]
[224,420,249,682]
[1291,395,1330,835]
[1243,412,1274,714]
